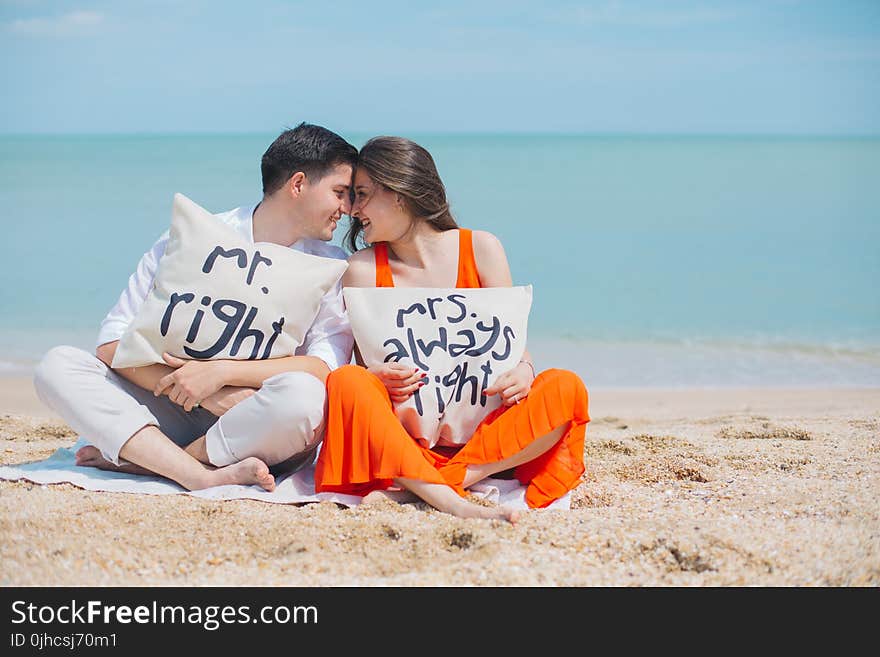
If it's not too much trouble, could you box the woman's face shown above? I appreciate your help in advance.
[351,167,411,244]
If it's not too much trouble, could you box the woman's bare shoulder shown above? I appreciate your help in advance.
[471,229,505,252]
[348,246,376,265]
[344,247,376,287]
[471,230,508,264]
[471,230,512,286]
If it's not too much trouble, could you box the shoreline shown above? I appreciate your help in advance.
[4,373,879,420]
[3,332,879,391]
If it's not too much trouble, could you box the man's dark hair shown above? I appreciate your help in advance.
[261,122,358,195]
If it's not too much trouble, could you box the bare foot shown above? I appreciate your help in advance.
[451,500,520,524]
[75,446,154,476]
[362,488,420,505]
[211,457,275,492]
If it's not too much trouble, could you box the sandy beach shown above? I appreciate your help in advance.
[1,376,877,586]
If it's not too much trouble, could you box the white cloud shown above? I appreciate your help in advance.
[9,10,104,36]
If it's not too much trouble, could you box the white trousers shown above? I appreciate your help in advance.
[33,346,326,472]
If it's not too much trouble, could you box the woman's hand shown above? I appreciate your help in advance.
[199,386,257,417]
[154,353,230,412]
[483,361,535,407]
[368,362,425,403]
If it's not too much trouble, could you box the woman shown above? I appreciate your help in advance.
[314,136,590,522]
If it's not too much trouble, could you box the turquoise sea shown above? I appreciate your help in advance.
[1,134,878,387]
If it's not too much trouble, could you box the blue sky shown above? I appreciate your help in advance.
[2,0,879,134]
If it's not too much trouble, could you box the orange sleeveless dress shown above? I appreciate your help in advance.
[314,229,590,508]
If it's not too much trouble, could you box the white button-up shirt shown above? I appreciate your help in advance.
[96,203,354,370]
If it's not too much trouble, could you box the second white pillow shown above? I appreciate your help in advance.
[344,285,532,449]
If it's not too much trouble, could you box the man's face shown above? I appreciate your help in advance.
[297,163,353,241]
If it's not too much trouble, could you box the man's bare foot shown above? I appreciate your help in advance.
[77,446,274,492]
[362,488,420,505]
[75,446,154,476]
[211,457,275,492]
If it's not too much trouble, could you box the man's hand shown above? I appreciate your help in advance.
[368,362,425,403]
[199,386,257,417]
[483,361,535,407]
[154,353,230,412]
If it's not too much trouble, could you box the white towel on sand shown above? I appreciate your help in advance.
[0,438,571,510]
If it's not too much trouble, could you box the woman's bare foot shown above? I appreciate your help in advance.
[450,499,520,524]
[393,477,520,524]
[75,446,154,476]
[363,487,517,522]
[210,457,275,492]
[362,488,420,505]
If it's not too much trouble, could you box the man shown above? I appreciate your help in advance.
[33,123,357,492]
